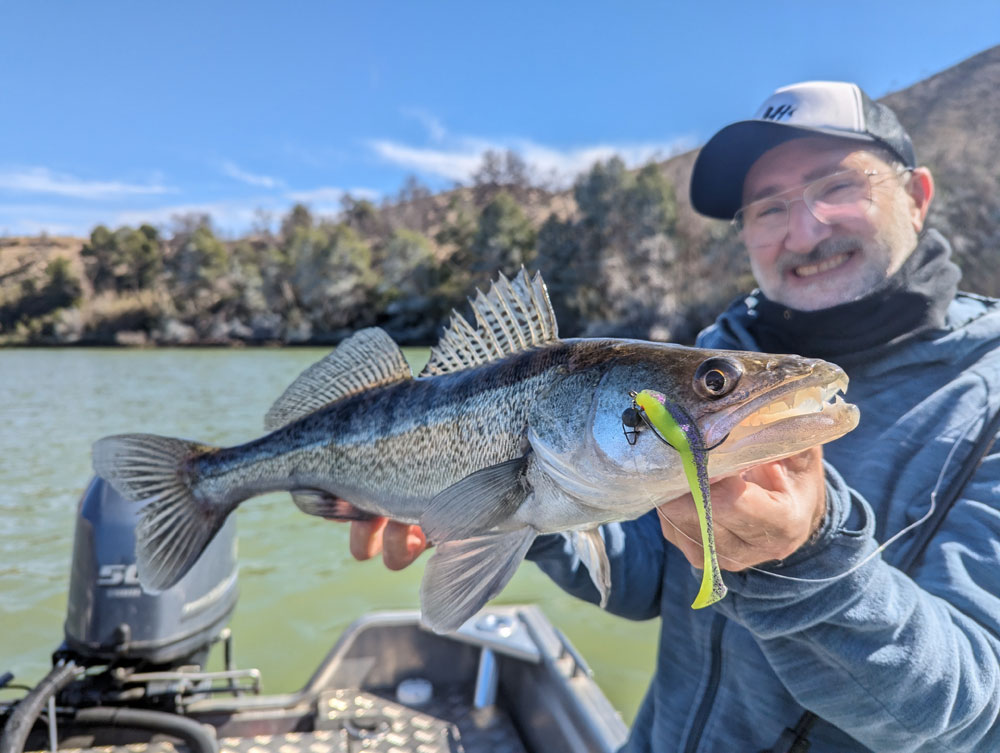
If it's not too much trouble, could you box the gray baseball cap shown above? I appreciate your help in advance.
[690,81,916,220]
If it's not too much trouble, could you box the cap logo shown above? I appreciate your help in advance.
[761,104,796,121]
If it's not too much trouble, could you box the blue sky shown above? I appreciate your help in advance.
[2,1,997,237]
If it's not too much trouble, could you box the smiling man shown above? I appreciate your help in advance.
[351,82,1000,752]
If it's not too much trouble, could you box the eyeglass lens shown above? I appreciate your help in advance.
[735,169,874,246]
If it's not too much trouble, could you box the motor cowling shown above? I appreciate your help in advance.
[63,477,238,665]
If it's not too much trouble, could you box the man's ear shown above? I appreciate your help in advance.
[906,167,934,232]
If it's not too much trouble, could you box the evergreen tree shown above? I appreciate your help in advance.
[381,229,437,299]
[471,191,536,279]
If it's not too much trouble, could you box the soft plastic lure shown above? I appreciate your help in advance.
[634,389,727,608]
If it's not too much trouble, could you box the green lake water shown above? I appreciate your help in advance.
[0,348,657,723]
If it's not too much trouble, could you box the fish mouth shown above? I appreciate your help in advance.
[701,367,858,457]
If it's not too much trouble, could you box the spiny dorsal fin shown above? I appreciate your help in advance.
[419,268,558,377]
[265,327,411,431]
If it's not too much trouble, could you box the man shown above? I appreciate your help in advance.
[351,82,1000,751]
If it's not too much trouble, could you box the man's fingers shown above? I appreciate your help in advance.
[350,516,388,561]
[382,522,429,570]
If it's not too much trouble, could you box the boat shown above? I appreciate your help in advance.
[0,478,628,753]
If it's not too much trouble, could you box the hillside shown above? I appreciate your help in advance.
[2,45,999,347]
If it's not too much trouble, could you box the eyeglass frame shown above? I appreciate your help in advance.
[731,164,913,247]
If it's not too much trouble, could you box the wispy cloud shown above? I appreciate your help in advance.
[369,139,486,182]
[286,186,345,205]
[517,140,691,182]
[401,107,448,142]
[369,127,692,187]
[0,167,173,199]
[220,161,284,189]
[114,197,289,234]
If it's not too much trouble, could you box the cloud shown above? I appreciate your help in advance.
[401,107,448,142]
[0,203,152,236]
[288,186,378,203]
[0,167,173,199]
[286,186,345,205]
[220,161,284,189]
[368,133,692,187]
[113,198,287,234]
[369,139,487,182]
[516,140,692,183]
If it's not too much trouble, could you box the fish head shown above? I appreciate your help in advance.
[530,340,859,512]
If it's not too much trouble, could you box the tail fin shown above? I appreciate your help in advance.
[92,433,225,593]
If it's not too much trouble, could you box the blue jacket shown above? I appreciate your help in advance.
[528,289,1000,752]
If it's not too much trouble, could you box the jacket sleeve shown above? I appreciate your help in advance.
[526,510,667,621]
[714,457,1000,752]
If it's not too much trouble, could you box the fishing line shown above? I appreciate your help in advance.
[652,414,977,584]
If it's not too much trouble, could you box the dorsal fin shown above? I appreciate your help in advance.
[265,327,412,431]
[419,269,559,377]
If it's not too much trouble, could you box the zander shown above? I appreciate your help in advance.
[93,270,859,632]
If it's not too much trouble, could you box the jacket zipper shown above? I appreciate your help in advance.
[683,613,726,753]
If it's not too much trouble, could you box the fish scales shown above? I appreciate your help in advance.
[188,344,570,521]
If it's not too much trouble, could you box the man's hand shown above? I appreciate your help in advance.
[658,446,826,571]
[348,517,429,570]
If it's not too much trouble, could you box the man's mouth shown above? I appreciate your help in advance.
[792,251,852,278]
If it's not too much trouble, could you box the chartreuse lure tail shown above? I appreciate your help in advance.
[635,390,727,609]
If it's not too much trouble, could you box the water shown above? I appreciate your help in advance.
[0,348,657,723]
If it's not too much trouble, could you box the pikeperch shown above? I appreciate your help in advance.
[93,270,859,632]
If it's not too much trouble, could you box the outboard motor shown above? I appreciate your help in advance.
[64,476,238,667]
[1,477,241,753]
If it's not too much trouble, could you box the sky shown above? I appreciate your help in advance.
[1,1,998,237]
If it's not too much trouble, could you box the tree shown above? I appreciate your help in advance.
[535,158,682,338]
[80,225,118,293]
[472,149,533,205]
[280,203,314,242]
[286,222,375,335]
[471,191,536,279]
[165,217,228,293]
[44,256,82,306]
[341,196,386,241]
[118,224,162,290]
[81,224,164,293]
[380,229,437,299]
[385,175,436,234]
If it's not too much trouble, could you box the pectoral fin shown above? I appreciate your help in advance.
[419,457,529,542]
[565,529,611,608]
[420,527,536,633]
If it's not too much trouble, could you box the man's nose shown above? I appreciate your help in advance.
[783,198,833,253]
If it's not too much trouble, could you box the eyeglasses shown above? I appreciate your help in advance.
[733,167,908,248]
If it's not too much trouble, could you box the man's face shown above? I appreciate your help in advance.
[740,136,920,310]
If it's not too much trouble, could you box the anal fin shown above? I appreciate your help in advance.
[568,528,612,608]
[420,527,536,633]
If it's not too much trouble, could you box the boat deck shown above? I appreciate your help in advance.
[48,687,526,753]
[20,607,625,753]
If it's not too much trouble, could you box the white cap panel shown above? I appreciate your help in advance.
[752,81,864,133]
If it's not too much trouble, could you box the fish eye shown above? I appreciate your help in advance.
[693,357,743,399]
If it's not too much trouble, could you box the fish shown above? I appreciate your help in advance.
[92,269,860,633]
